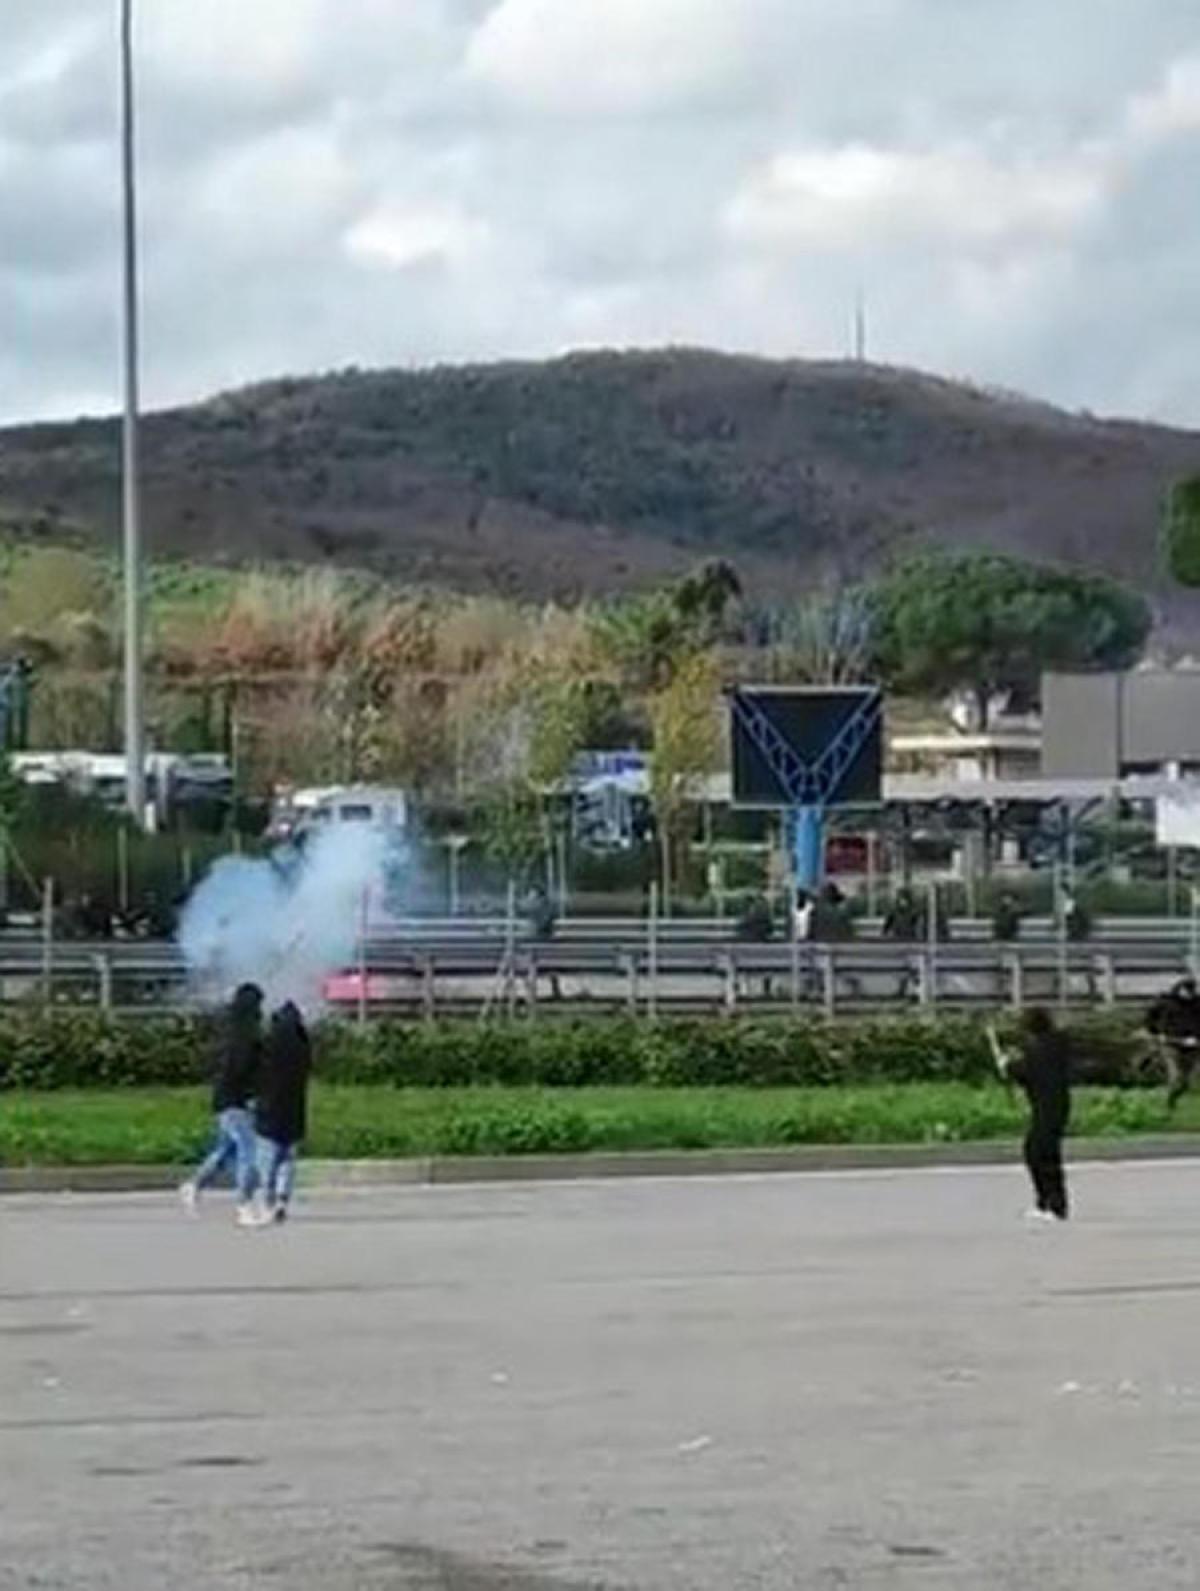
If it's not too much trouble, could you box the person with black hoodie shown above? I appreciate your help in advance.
[251,1001,312,1225]
[179,983,264,1226]
[989,1007,1072,1223]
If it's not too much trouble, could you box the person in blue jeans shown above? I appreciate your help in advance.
[251,1001,311,1225]
[180,982,264,1225]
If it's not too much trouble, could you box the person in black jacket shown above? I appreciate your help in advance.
[990,1007,1072,1222]
[179,983,264,1225]
[1146,977,1200,1112]
[252,1002,312,1225]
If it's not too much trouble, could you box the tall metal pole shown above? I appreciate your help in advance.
[120,0,146,824]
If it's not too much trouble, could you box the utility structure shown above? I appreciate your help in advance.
[729,685,883,891]
[119,0,146,822]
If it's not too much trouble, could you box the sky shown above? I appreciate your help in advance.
[2,0,1199,426]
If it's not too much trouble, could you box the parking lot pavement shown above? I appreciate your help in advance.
[5,1162,1200,1588]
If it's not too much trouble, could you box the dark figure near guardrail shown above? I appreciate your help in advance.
[883,888,919,942]
[525,887,557,942]
[993,893,1022,943]
[736,895,775,943]
[1146,977,1200,1111]
[813,882,854,943]
[1060,887,1092,943]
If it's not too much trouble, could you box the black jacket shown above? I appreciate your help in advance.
[211,989,263,1113]
[256,1005,312,1146]
[1147,988,1200,1045]
[1009,1029,1071,1129]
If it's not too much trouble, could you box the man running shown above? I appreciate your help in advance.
[179,982,264,1226]
[1146,976,1200,1112]
[990,1008,1072,1223]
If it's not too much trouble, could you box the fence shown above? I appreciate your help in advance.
[0,928,1191,1020]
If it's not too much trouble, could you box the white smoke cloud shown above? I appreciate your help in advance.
[178,824,389,1018]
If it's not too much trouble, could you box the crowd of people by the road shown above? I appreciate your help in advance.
[735,884,1095,945]
[179,982,312,1228]
[53,886,180,941]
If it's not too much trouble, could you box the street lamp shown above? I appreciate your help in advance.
[119,0,146,823]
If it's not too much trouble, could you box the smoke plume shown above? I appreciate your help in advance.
[178,823,389,1016]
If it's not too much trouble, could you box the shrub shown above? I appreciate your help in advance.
[0,1008,1156,1093]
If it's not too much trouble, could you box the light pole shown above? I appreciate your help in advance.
[120,0,146,824]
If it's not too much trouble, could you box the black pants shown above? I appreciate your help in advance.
[1024,1116,1068,1219]
[1165,1042,1198,1112]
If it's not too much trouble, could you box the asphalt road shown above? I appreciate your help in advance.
[5,1166,1200,1589]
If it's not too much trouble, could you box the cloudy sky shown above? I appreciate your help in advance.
[3,0,1200,426]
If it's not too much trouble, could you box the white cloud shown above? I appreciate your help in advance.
[2,0,1200,425]
[1126,52,1200,140]
[725,142,1109,253]
[345,200,488,271]
[463,0,764,114]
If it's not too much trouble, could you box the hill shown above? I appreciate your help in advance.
[1,348,1198,613]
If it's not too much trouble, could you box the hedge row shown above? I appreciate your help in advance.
[0,1010,1156,1093]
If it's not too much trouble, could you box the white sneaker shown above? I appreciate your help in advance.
[235,1202,260,1228]
[1024,1208,1056,1224]
[179,1182,198,1215]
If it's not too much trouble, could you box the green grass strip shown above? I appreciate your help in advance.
[2,1083,1197,1166]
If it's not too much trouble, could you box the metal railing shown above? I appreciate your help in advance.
[0,935,1190,1019]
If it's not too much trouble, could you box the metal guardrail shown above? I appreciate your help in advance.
[1,932,1193,1018]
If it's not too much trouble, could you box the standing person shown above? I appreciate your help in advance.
[993,892,1022,943]
[793,888,814,943]
[179,983,264,1226]
[883,887,919,942]
[253,1002,312,1225]
[989,1008,1072,1223]
[883,887,920,999]
[1146,976,1200,1112]
[1060,885,1091,942]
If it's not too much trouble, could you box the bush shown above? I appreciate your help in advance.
[0,1008,1157,1093]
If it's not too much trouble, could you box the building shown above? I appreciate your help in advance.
[1042,670,1200,780]
[888,729,1041,783]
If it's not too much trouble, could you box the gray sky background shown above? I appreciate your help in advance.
[2,0,1199,425]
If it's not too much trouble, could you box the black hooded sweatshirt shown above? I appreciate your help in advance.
[256,1003,312,1146]
[1008,1026,1072,1132]
[211,986,263,1113]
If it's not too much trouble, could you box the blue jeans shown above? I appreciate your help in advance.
[193,1107,258,1201]
[257,1137,298,1209]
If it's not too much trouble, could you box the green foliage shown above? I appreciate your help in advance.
[0,1011,205,1091]
[592,559,742,690]
[0,1009,1156,1095]
[475,783,544,884]
[750,588,876,684]
[1163,476,1200,587]
[871,550,1150,722]
[0,1080,1180,1167]
[0,750,24,833]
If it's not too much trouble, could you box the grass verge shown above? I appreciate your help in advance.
[1,1083,1196,1166]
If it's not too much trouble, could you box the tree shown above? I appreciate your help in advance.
[477,781,544,890]
[753,588,875,684]
[0,750,24,916]
[1163,476,1200,587]
[648,652,721,912]
[592,559,742,691]
[871,551,1150,727]
[0,751,22,830]
[671,559,743,645]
